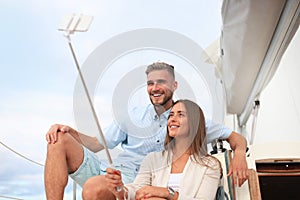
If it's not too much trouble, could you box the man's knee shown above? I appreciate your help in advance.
[46,133,73,152]
[82,176,114,200]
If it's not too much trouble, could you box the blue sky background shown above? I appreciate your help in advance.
[0,0,222,199]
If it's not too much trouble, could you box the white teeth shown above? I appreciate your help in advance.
[153,94,162,97]
[170,125,179,128]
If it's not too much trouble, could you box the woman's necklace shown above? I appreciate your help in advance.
[171,152,190,172]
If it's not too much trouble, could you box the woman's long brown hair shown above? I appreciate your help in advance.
[164,99,221,170]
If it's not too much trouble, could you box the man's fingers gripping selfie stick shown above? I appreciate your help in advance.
[58,14,122,192]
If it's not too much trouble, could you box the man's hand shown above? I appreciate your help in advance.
[46,124,75,144]
[227,150,249,187]
[45,124,104,153]
[226,131,249,186]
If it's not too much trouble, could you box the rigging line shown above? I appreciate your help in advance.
[0,140,44,167]
[0,195,24,200]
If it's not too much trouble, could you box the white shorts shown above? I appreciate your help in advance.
[69,147,136,187]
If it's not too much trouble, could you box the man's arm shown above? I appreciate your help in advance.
[46,124,104,153]
[72,129,104,153]
[226,131,249,187]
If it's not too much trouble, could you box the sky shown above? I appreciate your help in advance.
[0,0,223,199]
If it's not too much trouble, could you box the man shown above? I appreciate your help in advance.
[44,62,248,200]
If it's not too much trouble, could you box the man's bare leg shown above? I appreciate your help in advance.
[82,176,115,200]
[44,132,84,200]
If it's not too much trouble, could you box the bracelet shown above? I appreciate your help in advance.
[167,187,175,199]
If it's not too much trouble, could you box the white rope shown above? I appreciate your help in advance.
[0,195,24,200]
[0,140,44,167]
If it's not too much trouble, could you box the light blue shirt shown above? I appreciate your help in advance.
[99,104,232,173]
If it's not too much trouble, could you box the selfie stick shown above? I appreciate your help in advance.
[58,14,113,165]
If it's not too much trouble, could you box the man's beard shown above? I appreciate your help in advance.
[150,92,173,109]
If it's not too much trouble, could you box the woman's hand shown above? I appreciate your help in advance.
[105,168,124,197]
[136,186,169,200]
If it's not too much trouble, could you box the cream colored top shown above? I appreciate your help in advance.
[168,173,183,191]
[126,151,221,200]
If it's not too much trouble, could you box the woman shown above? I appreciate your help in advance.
[106,99,221,200]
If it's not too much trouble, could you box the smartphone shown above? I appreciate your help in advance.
[58,14,93,32]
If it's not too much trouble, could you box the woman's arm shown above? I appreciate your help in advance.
[124,153,157,199]
[135,186,171,200]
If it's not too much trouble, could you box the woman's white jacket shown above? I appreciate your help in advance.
[126,151,221,200]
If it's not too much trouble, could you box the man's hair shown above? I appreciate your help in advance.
[145,62,175,79]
